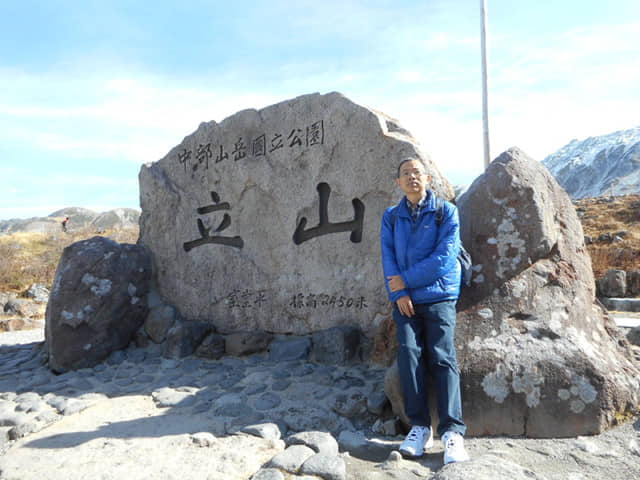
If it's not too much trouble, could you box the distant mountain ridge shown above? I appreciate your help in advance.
[542,126,640,199]
[0,208,140,234]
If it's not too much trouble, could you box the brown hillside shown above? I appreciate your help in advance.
[0,226,139,293]
[574,194,640,280]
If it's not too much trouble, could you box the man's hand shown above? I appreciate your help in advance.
[396,295,415,317]
[387,275,406,292]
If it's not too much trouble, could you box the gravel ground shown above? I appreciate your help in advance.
[1,325,639,480]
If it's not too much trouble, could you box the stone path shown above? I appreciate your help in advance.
[1,328,639,480]
[0,328,387,479]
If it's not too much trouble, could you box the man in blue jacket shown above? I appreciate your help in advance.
[380,157,469,464]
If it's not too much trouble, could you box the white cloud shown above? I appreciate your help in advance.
[0,71,281,164]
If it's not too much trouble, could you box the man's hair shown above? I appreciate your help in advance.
[396,157,427,178]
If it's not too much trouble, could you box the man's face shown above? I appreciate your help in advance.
[396,160,430,196]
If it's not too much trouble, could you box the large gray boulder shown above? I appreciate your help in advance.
[45,236,151,373]
[385,148,640,437]
[139,92,452,346]
[456,148,640,436]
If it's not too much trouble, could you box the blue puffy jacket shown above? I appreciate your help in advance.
[380,190,461,304]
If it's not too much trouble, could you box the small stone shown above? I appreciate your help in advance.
[152,387,197,408]
[272,369,291,379]
[8,421,39,440]
[267,444,315,473]
[271,379,291,391]
[269,337,311,362]
[191,432,216,447]
[382,419,398,436]
[219,374,244,389]
[137,375,155,384]
[250,469,285,480]
[181,357,204,373]
[371,419,384,434]
[255,393,282,411]
[60,400,93,416]
[106,350,127,365]
[337,430,367,453]
[191,402,212,414]
[291,363,316,377]
[35,410,59,424]
[228,412,267,433]
[226,331,274,356]
[366,391,388,415]
[311,326,361,365]
[144,304,178,343]
[15,399,46,414]
[627,327,640,347]
[214,402,253,418]
[242,423,282,440]
[287,431,339,456]
[245,383,268,396]
[332,392,367,418]
[134,330,150,348]
[387,450,402,462]
[195,333,226,360]
[300,453,346,480]
[163,321,213,359]
[574,437,599,454]
[332,374,365,389]
[0,426,11,449]
[116,377,136,387]
[0,411,30,427]
[23,373,53,389]
[127,349,147,363]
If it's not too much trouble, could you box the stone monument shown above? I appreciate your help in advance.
[139,92,452,348]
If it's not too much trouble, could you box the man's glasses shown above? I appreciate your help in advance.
[400,170,425,178]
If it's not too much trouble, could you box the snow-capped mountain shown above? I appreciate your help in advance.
[542,126,640,199]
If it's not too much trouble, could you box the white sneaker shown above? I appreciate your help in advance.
[398,426,433,458]
[442,431,470,464]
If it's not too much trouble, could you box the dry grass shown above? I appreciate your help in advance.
[0,226,139,293]
[574,194,640,279]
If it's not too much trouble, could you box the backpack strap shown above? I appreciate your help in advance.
[435,196,444,226]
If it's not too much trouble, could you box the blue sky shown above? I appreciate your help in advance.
[1,0,639,220]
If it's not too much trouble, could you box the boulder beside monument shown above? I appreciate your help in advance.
[45,236,151,373]
[385,148,640,437]
[138,91,452,347]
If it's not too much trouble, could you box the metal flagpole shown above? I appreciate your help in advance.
[480,0,491,169]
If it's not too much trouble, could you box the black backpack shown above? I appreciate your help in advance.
[391,197,473,288]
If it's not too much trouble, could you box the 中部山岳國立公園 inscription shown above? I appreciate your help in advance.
[176,120,324,174]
